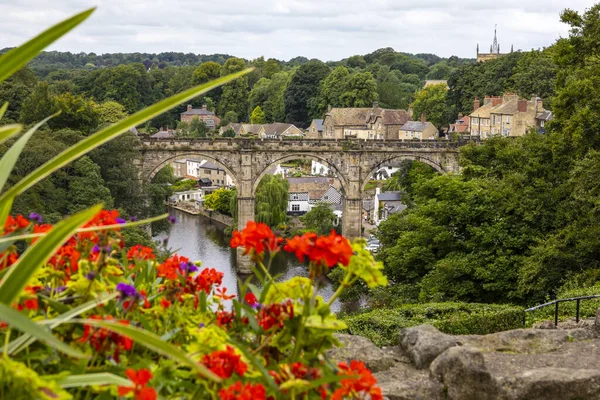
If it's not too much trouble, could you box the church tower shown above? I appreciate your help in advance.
[476,25,512,62]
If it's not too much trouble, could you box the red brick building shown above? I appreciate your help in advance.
[180,105,221,130]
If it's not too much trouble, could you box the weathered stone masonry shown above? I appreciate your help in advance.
[136,136,471,273]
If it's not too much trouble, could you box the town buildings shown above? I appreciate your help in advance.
[373,188,407,225]
[307,119,324,138]
[218,123,303,138]
[322,103,410,140]
[448,114,470,135]
[469,94,549,139]
[174,158,233,187]
[172,159,187,178]
[286,177,343,215]
[180,105,220,130]
[398,115,439,140]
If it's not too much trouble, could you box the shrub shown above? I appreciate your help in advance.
[341,302,524,346]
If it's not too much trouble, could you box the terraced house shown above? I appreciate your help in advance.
[469,94,550,139]
[322,102,410,140]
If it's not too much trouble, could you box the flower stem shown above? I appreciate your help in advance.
[327,271,356,307]
[3,327,10,357]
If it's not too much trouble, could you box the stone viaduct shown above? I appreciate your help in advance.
[135,136,476,273]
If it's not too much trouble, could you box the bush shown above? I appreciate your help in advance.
[341,302,524,346]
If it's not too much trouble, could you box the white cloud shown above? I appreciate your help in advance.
[0,0,596,61]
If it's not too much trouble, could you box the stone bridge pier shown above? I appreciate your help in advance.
[136,137,471,274]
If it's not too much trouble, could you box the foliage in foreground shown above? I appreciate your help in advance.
[341,303,524,347]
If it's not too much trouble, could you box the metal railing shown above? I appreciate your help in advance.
[524,295,600,327]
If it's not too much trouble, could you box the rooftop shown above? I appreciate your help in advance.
[378,191,402,201]
[312,119,324,131]
[400,121,434,132]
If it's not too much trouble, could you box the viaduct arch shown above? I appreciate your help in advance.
[136,136,473,273]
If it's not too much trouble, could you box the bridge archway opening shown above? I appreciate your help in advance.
[145,153,239,187]
[252,154,348,196]
[361,155,444,193]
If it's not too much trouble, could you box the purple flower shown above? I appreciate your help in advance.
[179,262,198,273]
[129,216,137,222]
[55,285,67,293]
[29,213,43,223]
[86,271,96,281]
[91,245,100,254]
[198,323,205,328]
[116,218,127,224]
[168,216,177,224]
[116,282,138,298]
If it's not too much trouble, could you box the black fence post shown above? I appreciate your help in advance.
[576,299,581,323]
[555,302,559,328]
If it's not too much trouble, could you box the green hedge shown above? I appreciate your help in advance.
[340,302,524,347]
[525,284,600,325]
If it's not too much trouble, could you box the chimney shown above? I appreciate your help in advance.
[473,97,480,111]
[458,112,463,118]
[518,99,527,113]
[536,97,543,111]
[187,104,192,112]
[492,96,503,107]
[202,104,207,110]
[420,112,426,122]
[484,96,492,105]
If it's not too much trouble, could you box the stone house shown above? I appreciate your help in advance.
[180,105,221,130]
[171,159,187,178]
[399,116,439,140]
[218,123,243,136]
[322,103,410,140]
[469,94,549,139]
[186,159,232,187]
[257,123,304,139]
[307,119,324,138]
[448,114,470,134]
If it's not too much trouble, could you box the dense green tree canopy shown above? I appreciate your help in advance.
[255,174,289,228]
[411,83,448,128]
[300,203,338,235]
[284,60,330,127]
[250,106,266,124]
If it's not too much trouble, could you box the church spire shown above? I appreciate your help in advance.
[492,24,499,54]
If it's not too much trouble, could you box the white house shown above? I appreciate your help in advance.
[288,192,310,214]
[311,160,330,176]
[169,189,204,204]
[273,164,294,178]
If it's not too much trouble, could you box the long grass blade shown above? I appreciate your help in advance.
[0,204,102,305]
[73,319,221,382]
[0,124,22,145]
[0,303,87,358]
[0,102,8,120]
[0,8,95,83]
[0,68,252,205]
[7,292,119,354]
[0,113,57,194]
[56,372,131,388]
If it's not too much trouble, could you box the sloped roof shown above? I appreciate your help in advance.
[400,121,434,132]
[491,99,519,115]
[261,123,299,136]
[200,162,224,171]
[181,108,215,116]
[312,119,324,131]
[241,124,263,134]
[222,123,242,134]
[150,131,174,138]
[536,111,553,121]
[325,108,372,126]
[470,102,496,119]
[381,109,410,125]
[378,192,402,201]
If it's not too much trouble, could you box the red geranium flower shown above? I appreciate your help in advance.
[118,368,157,400]
[215,287,235,301]
[160,298,171,308]
[127,245,156,261]
[230,221,282,259]
[258,300,294,331]
[332,361,383,400]
[202,346,247,379]
[215,310,236,328]
[80,316,133,362]
[219,382,266,400]
[244,292,257,306]
[3,215,30,234]
[157,255,189,280]
[284,230,353,268]
[270,362,326,398]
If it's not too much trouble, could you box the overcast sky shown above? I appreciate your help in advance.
[0,0,596,61]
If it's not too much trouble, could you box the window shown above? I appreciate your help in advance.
[486,119,490,126]
[204,169,211,174]
[506,116,511,124]
[378,123,382,129]
[473,118,479,125]
[292,204,300,212]
[293,194,299,200]
[324,195,329,200]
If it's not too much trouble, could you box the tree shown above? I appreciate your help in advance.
[67,156,114,214]
[512,49,556,105]
[339,71,378,107]
[0,67,37,122]
[255,174,289,228]
[204,188,234,215]
[95,100,128,124]
[222,111,239,126]
[411,83,448,128]
[284,60,330,127]
[426,62,452,80]
[192,61,221,84]
[377,67,416,109]
[218,58,249,120]
[250,106,266,124]
[221,128,236,137]
[318,66,350,112]
[346,55,367,69]
[263,58,281,79]
[49,92,99,133]
[300,203,338,235]
[20,82,55,124]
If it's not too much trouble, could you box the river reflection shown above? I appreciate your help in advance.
[154,208,343,312]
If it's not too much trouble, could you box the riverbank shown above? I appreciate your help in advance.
[169,203,234,227]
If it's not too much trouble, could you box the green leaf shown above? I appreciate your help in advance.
[0,102,8,120]
[0,124,22,146]
[0,68,253,204]
[229,338,278,391]
[0,113,58,194]
[0,204,102,305]
[56,373,131,388]
[76,319,221,382]
[0,8,95,83]
[0,303,87,358]
[305,315,348,330]
[7,292,118,354]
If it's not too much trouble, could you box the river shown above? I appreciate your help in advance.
[154,208,342,311]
